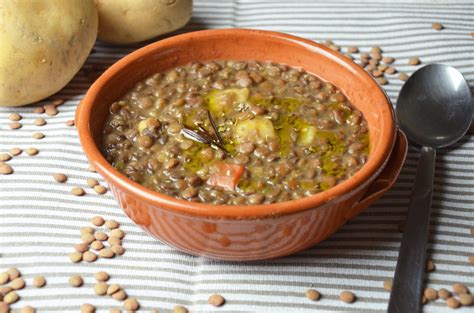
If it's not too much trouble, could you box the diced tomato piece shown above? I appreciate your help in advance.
[207,162,245,191]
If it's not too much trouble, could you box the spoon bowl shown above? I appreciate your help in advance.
[397,64,472,148]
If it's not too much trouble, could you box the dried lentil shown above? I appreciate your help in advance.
[90,240,104,251]
[399,73,409,81]
[0,164,13,175]
[347,46,359,53]
[69,275,83,287]
[383,279,393,292]
[6,269,20,280]
[408,57,421,65]
[376,77,388,85]
[4,291,19,304]
[88,164,96,172]
[20,305,36,313]
[426,259,436,272]
[33,118,46,126]
[305,289,321,301]
[173,305,188,313]
[109,309,121,313]
[438,288,451,300]
[81,303,95,313]
[45,106,58,116]
[424,287,438,301]
[432,23,444,30]
[339,291,356,303]
[459,293,473,306]
[80,226,94,235]
[382,57,395,64]
[9,122,22,130]
[33,107,45,114]
[208,294,225,307]
[9,148,22,156]
[112,289,127,301]
[94,282,108,295]
[372,70,383,77]
[453,283,469,294]
[83,251,98,262]
[53,173,67,183]
[99,248,115,258]
[25,148,38,156]
[0,272,9,285]
[69,251,83,263]
[94,231,108,241]
[106,284,120,295]
[8,113,21,121]
[111,244,125,256]
[371,46,382,54]
[71,187,85,196]
[66,120,75,127]
[10,278,25,290]
[123,298,140,311]
[105,220,119,229]
[93,185,107,194]
[110,229,125,239]
[81,233,95,244]
[0,154,11,162]
[32,276,46,288]
[95,271,109,282]
[87,178,99,188]
[446,297,461,309]
[32,132,45,139]
[52,99,65,106]
[108,237,122,246]
[385,67,397,75]
[91,216,105,226]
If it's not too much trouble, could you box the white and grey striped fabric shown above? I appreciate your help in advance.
[1,1,473,312]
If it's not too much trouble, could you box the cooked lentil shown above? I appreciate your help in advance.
[305,289,321,301]
[102,60,370,205]
[32,276,46,288]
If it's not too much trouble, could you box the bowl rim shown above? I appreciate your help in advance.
[77,28,396,219]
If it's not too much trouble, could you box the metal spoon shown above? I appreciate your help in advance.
[388,64,472,313]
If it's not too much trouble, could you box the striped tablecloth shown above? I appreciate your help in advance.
[1,1,473,312]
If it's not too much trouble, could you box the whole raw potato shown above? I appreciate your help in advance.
[0,0,98,107]
[95,0,192,44]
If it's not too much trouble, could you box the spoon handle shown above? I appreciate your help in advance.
[388,146,436,313]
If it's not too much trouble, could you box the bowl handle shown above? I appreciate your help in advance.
[345,130,408,220]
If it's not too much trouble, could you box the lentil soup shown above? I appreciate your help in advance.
[101,60,369,205]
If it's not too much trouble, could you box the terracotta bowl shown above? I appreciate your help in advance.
[76,29,407,261]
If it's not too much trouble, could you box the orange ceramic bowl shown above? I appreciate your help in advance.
[76,29,407,261]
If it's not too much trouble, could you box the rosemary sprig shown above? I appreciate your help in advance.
[180,111,227,152]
